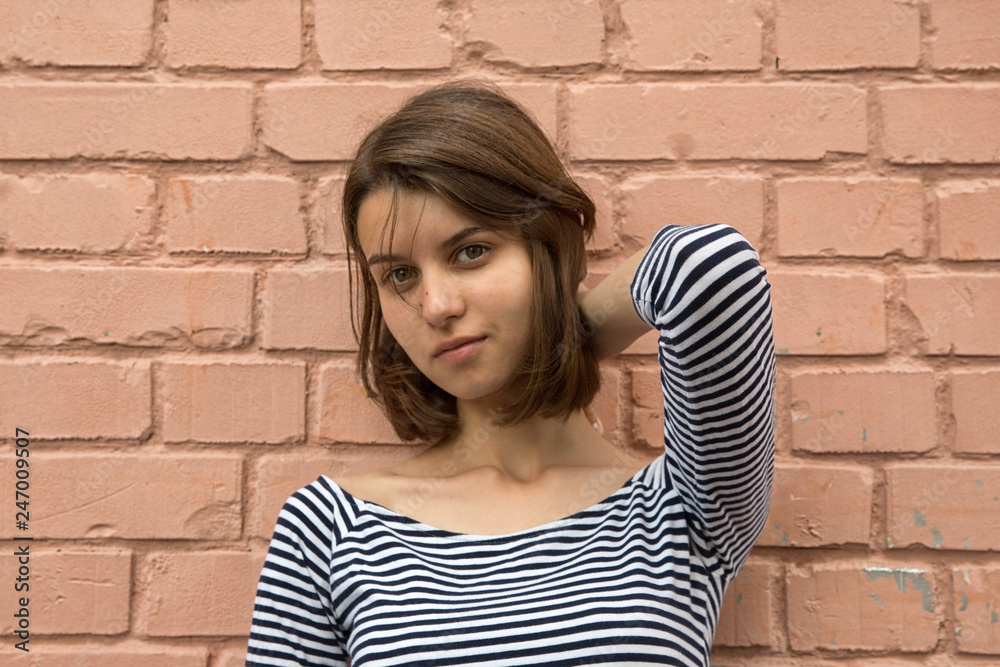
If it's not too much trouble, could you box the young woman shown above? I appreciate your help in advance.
[247,80,775,667]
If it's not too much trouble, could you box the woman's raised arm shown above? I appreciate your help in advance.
[576,244,652,360]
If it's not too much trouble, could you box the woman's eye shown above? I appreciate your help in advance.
[384,267,413,286]
[458,244,488,262]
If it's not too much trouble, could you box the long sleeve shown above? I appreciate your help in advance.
[630,224,776,576]
[247,487,349,667]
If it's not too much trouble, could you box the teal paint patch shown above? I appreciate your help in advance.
[932,527,945,548]
[777,348,789,355]
[963,537,970,550]
[975,480,983,488]
[993,610,999,624]
[870,591,886,608]
[781,532,790,546]
[837,410,845,416]
[960,594,969,612]
[861,426,867,442]
[735,594,743,606]
[913,509,927,527]
[863,568,935,613]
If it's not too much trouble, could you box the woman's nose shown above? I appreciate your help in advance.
[419,270,465,327]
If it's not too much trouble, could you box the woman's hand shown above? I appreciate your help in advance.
[576,245,652,361]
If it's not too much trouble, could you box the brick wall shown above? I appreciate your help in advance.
[0,1,998,664]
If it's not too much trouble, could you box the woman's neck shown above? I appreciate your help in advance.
[431,401,616,483]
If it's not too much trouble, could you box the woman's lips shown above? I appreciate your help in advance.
[435,337,486,363]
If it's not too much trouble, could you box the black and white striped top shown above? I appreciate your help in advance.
[246,224,776,667]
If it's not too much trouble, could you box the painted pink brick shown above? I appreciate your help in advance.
[621,174,765,248]
[777,178,924,258]
[769,270,887,355]
[0,454,241,539]
[881,85,1000,164]
[0,360,150,440]
[263,267,356,351]
[0,266,253,348]
[569,84,867,161]
[314,0,450,70]
[142,552,266,637]
[931,0,1000,70]
[937,180,1000,261]
[775,0,920,70]
[162,362,306,444]
[788,370,936,453]
[0,1,154,66]
[0,173,154,253]
[165,175,306,254]
[467,0,604,67]
[903,273,1000,355]
[0,83,253,160]
[759,464,873,547]
[166,0,301,69]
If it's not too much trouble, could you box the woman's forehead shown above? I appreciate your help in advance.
[357,189,456,255]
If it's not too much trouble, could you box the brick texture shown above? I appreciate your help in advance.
[787,563,938,651]
[317,359,405,444]
[0,454,242,539]
[953,566,1000,654]
[0,1,154,66]
[621,175,765,248]
[0,173,154,253]
[759,464,873,547]
[314,0,451,70]
[769,271,887,355]
[931,0,1000,70]
[776,178,924,258]
[162,362,306,444]
[0,360,150,440]
[0,83,253,160]
[903,273,1000,355]
[2,648,208,667]
[568,84,867,160]
[620,0,762,71]
[467,0,604,67]
[3,3,998,664]
[775,0,920,70]
[0,551,131,635]
[951,370,1000,454]
[165,0,301,69]
[788,370,936,453]
[143,552,267,637]
[887,466,1000,551]
[714,561,773,647]
[881,85,1000,164]
[262,267,356,351]
[0,267,253,348]
[936,180,1000,261]
[165,175,306,254]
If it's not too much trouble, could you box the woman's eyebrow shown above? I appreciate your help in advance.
[367,226,489,266]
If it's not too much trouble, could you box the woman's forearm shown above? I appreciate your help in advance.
[577,245,653,360]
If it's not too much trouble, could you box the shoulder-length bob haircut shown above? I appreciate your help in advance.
[342,79,600,444]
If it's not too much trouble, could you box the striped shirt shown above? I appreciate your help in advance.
[246,224,776,666]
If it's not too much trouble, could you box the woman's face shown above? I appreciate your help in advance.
[356,189,534,404]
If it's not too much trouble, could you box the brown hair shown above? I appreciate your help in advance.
[342,79,600,444]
